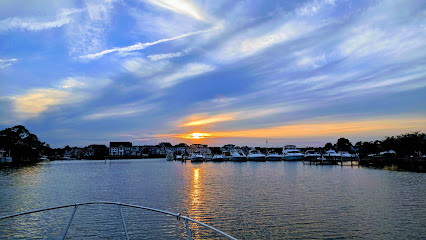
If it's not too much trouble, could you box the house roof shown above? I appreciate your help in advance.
[110,142,132,147]
[160,142,173,148]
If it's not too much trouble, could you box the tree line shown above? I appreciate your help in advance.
[324,132,426,158]
[0,125,51,163]
[1,125,425,164]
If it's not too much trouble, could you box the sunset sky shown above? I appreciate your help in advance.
[0,0,425,148]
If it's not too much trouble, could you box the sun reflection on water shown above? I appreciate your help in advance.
[191,168,201,206]
[189,167,202,225]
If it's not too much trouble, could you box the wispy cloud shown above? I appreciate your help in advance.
[147,52,184,61]
[0,58,18,69]
[177,106,299,127]
[155,63,215,88]
[83,103,155,120]
[0,8,81,32]
[211,0,335,63]
[144,0,207,21]
[11,77,111,119]
[80,25,221,59]
[13,89,71,119]
[66,1,115,57]
[122,57,170,77]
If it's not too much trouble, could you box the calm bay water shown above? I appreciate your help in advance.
[0,159,425,239]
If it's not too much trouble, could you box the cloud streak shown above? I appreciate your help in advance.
[80,25,221,60]
[144,0,207,21]
[147,52,184,61]
[0,8,81,32]
[11,77,111,119]
[83,103,155,120]
[178,105,303,127]
[0,58,18,69]
[158,116,426,140]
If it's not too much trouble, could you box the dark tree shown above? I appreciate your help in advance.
[324,142,333,150]
[336,138,352,152]
[0,125,46,163]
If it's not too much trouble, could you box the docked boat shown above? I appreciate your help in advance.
[221,150,231,161]
[175,155,183,161]
[39,155,50,161]
[190,152,204,162]
[338,151,353,159]
[230,149,247,162]
[247,149,265,161]
[166,152,174,161]
[212,154,225,162]
[323,150,341,160]
[265,150,282,161]
[282,145,304,161]
[303,150,320,160]
[203,153,213,161]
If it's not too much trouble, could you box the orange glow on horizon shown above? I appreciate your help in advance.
[155,117,426,140]
[183,132,212,139]
[179,113,236,127]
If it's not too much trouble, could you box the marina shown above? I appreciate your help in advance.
[0,159,425,239]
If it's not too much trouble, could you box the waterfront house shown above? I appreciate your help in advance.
[174,143,189,155]
[0,149,12,163]
[142,145,161,156]
[109,142,132,156]
[159,142,174,155]
[131,146,142,157]
[86,145,108,159]
[190,144,212,154]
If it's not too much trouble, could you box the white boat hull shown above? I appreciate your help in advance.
[283,155,304,161]
[230,156,247,162]
[191,157,204,162]
[247,156,266,161]
[265,156,281,161]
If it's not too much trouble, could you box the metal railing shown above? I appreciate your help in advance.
[0,201,238,240]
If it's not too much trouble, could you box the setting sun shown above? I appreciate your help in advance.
[184,132,212,139]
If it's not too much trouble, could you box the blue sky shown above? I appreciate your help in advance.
[0,0,425,148]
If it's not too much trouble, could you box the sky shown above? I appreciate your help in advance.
[0,0,425,148]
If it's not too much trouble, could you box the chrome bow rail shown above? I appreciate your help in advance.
[0,201,238,240]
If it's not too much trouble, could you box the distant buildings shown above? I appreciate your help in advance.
[109,142,132,156]
[87,144,108,159]
[190,144,212,154]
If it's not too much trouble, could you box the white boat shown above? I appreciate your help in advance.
[247,149,265,161]
[221,150,231,161]
[379,150,396,156]
[323,150,341,160]
[230,150,247,162]
[175,155,183,160]
[203,153,213,161]
[190,153,204,162]
[338,151,352,158]
[282,145,304,161]
[304,150,320,160]
[166,152,174,161]
[265,150,282,161]
[212,154,225,162]
[39,155,50,161]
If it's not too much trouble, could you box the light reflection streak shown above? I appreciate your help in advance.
[190,168,202,223]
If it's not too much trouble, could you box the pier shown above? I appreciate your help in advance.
[303,155,360,166]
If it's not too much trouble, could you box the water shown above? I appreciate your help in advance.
[0,159,425,239]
